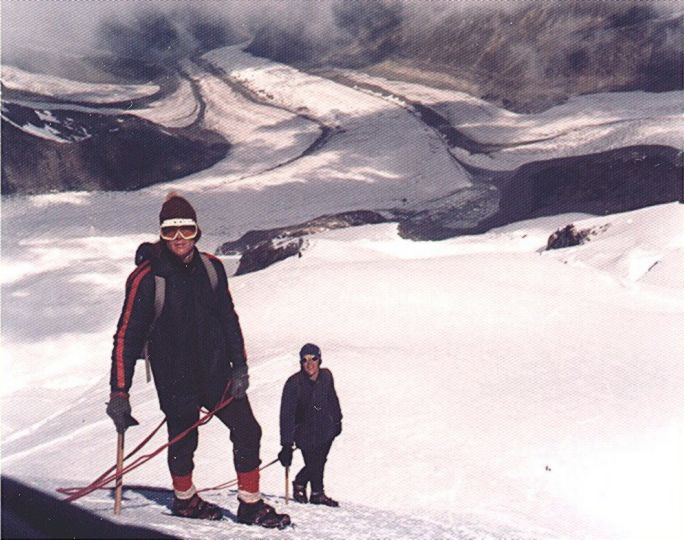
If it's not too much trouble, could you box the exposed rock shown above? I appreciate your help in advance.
[494,145,683,223]
[546,222,612,250]
[546,224,592,250]
[399,145,682,241]
[1,103,229,194]
[234,237,305,276]
[398,186,500,241]
[217,210,391,275]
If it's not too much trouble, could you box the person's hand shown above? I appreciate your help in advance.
[106,392,139,433]
[230,366,249,399]
[278,446,293,467]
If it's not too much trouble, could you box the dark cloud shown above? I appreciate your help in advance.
[0,0,507,63]
[2,0,681,88]
[3,0,680,60]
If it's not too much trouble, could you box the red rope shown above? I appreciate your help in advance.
[66,458,281,499]
[57,418,167,497]
[57,392,235,503]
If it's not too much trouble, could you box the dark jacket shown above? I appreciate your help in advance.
[280,368,342,450]
[110,243,247,417]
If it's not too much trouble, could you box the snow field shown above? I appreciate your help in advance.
[235,206,683,539]
[26,197,677,540]
[3,198,683,539]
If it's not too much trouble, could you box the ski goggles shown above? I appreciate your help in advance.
[301,354,320,363]
[160,219,199,241]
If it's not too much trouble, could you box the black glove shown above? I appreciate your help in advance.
[230,366,249,399]
[106,392,139,433]
[278,445,293,467]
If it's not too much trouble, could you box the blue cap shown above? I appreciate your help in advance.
[299,343,322,363]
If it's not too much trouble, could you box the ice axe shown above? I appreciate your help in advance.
[114,431,125,514]
[285,466,290,505]
[111,409,138,515]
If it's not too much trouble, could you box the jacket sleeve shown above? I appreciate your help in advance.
[212,257,248,370]
[280,376,298,447]
[328,370,343,426]
[110,264,155,394]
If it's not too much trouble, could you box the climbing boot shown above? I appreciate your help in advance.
[172,493,223,520]
[237,499,291,529]
[292,482,308,504]
[310,491,339,507]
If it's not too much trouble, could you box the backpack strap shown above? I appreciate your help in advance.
[153,275,166,322]
[141,275,165,383]
[200,253,219,292]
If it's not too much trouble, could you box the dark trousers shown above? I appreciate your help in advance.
[294,439,333,494]
[166,397,262,477]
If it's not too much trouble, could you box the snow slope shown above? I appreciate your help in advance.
[3,204,683,540]
[2,45,683,540]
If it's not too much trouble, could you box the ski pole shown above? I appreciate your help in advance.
[285,466,290,505]
[114,431,124,514]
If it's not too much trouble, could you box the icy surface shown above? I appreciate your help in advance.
[340,72,684,171]
[197,46,470,199]
[129,77,199,128]
[1,65,160,103]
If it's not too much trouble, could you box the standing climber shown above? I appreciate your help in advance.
[106,193,290,528]
[278,343,342,507]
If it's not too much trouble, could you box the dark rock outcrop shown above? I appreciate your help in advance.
[546,224,592,250]
[1,104,229,194]
[233,237,305,276]
[546,222,613,250]
[217,210,391,275]
[496,145,683,222]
